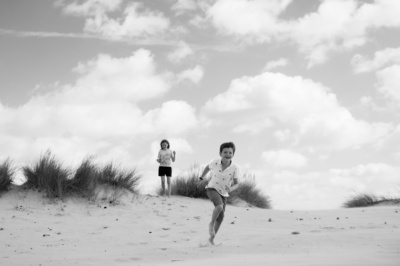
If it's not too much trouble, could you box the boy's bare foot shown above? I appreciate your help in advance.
[208,235,215,245]
[209,223,215,237]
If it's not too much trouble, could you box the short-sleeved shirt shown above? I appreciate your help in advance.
[158,149,173,167]
[205,159,239,197]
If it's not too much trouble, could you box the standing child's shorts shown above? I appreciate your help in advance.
[158,166,172,177]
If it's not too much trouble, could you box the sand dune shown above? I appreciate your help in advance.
[1,187,399,266]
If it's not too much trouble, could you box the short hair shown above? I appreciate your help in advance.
[220,142,236,154]
[160,139,170,149]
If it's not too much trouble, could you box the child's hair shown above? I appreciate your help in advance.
[220,142,236,154]
[160,139,170,149]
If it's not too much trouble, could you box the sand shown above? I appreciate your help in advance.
[1,187,399,266]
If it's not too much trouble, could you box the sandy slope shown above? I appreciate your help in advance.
[1,188,399,266]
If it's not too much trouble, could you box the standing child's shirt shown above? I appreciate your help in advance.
[205,159,239,197]
[158,149,174,167]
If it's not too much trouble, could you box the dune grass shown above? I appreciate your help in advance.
[97,163,142,194]
[343,193,400,208]
[22,151,71,198]
[20,151,142,201]
[0,158,14,192]
[157,165,271,209]
[228,180,271,209]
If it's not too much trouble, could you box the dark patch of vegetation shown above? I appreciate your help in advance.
[343,193,400,208]
[20,151,141,201]
[0,158,14,192]
[228,180,271,209]
[22,151,71,198]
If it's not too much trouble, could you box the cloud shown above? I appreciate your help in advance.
[58,0,123,16]
[261,149,308,169]
[232,119,274,135]
[204,72,392,150]
[376,65,400,104]
[0,49,199,167]
[262,58,289,71]
[351,47,400,73]
[205,0,400,66]
[171,0,198,15]
[167,41,194,64]
[59,1,171,40]
[207,0,291,43]
[176,65,204,84]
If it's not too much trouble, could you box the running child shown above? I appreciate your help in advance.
[199,142,239,245]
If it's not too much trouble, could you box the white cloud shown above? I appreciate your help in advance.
[58,0,123,16]
[0,49,199,168]
[205,0,400,66]
[207,0,290,43]
[204,72,392,150]
[70,49,170,103]
[171,0,198,15]
[262,58,288,71]
[351,47,400,73]
[232,119,274,135]
[59,1,170,40]
[176,65,204,84]
[261,149,308,169]
[167,41,194,64]
[376,65,400,104]
[85,2,170,40]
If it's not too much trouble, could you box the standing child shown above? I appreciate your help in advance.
[157,139,176,197]
[199,142,239,245]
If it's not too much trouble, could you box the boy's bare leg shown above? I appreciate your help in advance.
[209,205,223,244]
[214,220,222,235]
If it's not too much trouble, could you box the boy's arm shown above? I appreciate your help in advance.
[199,165,210,180]
[228,177,239,192]
[228,168,240,192]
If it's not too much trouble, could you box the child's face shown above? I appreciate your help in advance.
[220,148,234,161]
[161,142,168,149]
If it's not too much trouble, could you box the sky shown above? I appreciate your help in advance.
[1,0,400,210]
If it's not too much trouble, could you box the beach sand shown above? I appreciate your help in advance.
[1,187,399,266]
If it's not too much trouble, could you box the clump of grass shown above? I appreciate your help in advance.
[97,163,142,194]
[228,180,271,209]
[2,151,142,204]
[343,193,400,208]
[70,157,99,198]
[0,158,14,192]
[22,151,71,198]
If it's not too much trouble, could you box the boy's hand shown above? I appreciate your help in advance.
[199,176,203,180]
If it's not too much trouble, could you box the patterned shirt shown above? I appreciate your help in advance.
[158,149,173,167]
[205,159,239,197]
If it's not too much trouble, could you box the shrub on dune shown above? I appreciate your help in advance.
[70,157,99,198]
[97,163,142,194]
[170,175,209,199]
[343,193,400,208]
[228,181,271,209]
[0,158,14,192]
[22,151,71,198]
